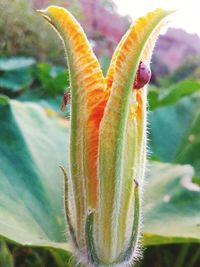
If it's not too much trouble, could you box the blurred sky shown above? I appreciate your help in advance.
[114,0,200,37]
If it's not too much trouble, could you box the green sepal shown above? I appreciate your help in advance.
[59,166,79,249]
[85,211,102,266]
[116,180,140,263]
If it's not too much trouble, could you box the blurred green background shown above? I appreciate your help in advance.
[0,0,200,266]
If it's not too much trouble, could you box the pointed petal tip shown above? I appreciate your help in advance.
[37,6,75,29]
[155,7,177,13]
[36,8,48,15]
[166,8,177,14]
[36,5,62,20]
[160,8,177,26]
[163,8,177,19]
[157,8,177,18]
[36,8,52,24]
[37,5,67,15]
[148,8,177,20]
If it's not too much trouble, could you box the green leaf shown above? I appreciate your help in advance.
[149,92,200,182]
[0,99,200,251]
[0,99,70,251]
[0,57,36,71]
[0,94,9,105]
[148,85,160,110]
[149,93,200,162]
[17,88,70,115]
[148,80,200,110]
[0,69,33,93]
[159,80,200,107]
[175,109,200,178]
[143,162,200,245]
[48,248,76,267]
[0,240,14,267]
[36,63,69,95]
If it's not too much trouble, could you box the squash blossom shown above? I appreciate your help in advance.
[39,6,173,266]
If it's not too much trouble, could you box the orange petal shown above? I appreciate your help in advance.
[38,7,109,249]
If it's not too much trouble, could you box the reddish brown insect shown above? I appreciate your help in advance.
[61,91,70,112]
[133,61,151,90]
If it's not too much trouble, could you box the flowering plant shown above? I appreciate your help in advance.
[39,6,173,266]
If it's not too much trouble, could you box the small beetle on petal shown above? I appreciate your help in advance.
[61,91,70,112]
[133,61,151,90]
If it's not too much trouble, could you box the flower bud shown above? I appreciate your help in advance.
[39,6,174,266]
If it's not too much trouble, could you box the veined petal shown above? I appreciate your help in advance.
[38,6,107,249]
[106,33,128,89]
[96,8,174,262]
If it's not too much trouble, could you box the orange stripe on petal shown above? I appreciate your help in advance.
[40,6,109,209]
[86,90,110,205]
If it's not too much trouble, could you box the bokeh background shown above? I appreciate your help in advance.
[0,1,200,267]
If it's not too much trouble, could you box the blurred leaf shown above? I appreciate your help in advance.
[0,57,35,71]
[0,96,70,251]
[4,241,74,267]
[48,248,75,267]
[148,80,200,110]
[149,91,200,183]
[159,80,200,107]
[0,94,9,105]
[148,86,159,109]
[0,240,14,267]
[17,88,70,115]
[175,110,200,179]
[0,97,200,252]
[160,55,200,86]
[149,93,200,162]
[36,63,69,95]
[144,162,200,245]
[99,54,110,75]
[0,68,33,93]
